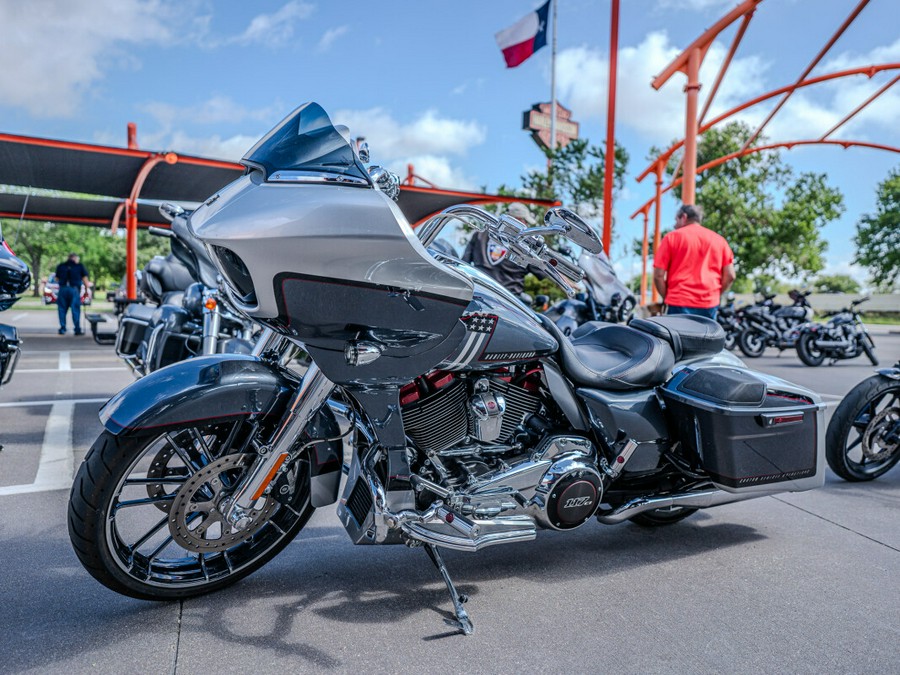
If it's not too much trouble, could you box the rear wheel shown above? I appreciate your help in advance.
[826,377,900,481]
[738,328,766,358]
[797,332,826,367]
[68,420,314,600]
[630,506,699,527]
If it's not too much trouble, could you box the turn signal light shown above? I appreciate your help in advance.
[204,298,218,311]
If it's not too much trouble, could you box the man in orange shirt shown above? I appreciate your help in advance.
[653,204,735,319]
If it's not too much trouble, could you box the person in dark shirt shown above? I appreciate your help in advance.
[461,202,542,298]
[55,252,90,335]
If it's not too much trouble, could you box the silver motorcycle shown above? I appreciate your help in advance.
[68,103,826,636]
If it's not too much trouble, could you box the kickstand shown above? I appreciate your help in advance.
[424,543,474,636]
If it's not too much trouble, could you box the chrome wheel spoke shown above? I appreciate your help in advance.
[128,515,170,556]
[114,494,176,511]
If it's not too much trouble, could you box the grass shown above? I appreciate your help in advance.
[11,296,115,312]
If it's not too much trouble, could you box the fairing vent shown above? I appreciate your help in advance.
[402,379,468,453]
[346,478,373,526]
[211,245,257,306]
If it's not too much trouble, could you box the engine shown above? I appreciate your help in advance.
[399,367,604,531]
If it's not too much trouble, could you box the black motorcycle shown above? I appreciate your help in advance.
[826,360,900,480]
[114,204,255,376]
[715,292,741,351]
[738,289,813,358]
[543,248,635,334]
[796,297,877,367]
[67,103,827,636]
[0,226,30,388]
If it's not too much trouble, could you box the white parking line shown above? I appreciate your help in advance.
[7,313,27,322]
[0,397,107,408]
[14,367,126,374]
[0,401,75,496]
[58,351,71,371]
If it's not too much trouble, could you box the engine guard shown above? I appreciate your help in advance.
[100,354,344,507]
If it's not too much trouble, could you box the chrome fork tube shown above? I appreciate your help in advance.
[201,297,221,355]
[225,361,336,521]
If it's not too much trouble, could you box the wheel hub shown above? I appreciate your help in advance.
[168,454,277,553]
[862,407,900,462]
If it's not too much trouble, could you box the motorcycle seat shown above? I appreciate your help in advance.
[629,315,725,361]
[540,316,674,391]
[122,303,156,323]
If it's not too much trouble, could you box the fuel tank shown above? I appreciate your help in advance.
[438,264,558,371]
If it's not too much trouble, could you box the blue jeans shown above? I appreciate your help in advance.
[666,304,718,320]
[58,286,82,333]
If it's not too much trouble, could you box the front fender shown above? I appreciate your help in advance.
[877,366,900,381]
[100,354,344,507]
[100,354,296,434]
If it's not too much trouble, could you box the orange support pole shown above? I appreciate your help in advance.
[651,160,664,304]
[639,209,649,306]
[125,151,179,299]
[682,48,702,205]
[601,0,620,256]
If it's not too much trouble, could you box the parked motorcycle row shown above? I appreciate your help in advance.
[0,225,30,388]
[718,289,879,367]
[2,104,897,637]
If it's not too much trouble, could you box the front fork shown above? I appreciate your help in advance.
[201,289,222,355]
[223,335,336,527]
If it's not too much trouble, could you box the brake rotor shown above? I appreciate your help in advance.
[862,406,900,462]
[146,444,190,512]
[168,454,278,553]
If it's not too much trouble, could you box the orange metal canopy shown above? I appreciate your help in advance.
[0,132,557,296]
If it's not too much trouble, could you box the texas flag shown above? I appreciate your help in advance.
[495,0,551,69]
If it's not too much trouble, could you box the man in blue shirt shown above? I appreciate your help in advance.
[55,252,90,335]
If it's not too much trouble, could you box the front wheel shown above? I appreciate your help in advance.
[861,334,879,366]
[737,328,766,358]
[797,332,826,367]
[826,376,900,481]
[68,421,315,600]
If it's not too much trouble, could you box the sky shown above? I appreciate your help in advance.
[2,0,898,287]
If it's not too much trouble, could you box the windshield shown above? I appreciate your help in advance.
[578,250,631,305]
[241,102,370,183]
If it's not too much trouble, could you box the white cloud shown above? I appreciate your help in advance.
[334,108,486,159]
[332,108,487,189]
[0,0,178,117]
[224,1,314,47]
[317,25,349,53]
[555,32,770,145]
[140,96,281,128]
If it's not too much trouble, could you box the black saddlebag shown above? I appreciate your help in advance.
[660,366,823,492]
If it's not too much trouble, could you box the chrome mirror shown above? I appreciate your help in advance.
[544,207,603,254]
[356,138,370,163]
[159,202,186,222]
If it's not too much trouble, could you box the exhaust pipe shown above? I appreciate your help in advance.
[814,339,851,349]
[596,489,759,524]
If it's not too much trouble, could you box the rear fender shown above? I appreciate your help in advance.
[99,354,344,506]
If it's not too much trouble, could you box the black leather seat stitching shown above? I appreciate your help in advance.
[629,315,724,360]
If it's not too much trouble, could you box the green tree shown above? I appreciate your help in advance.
[811,273,861,294]
[3,219,169,295]
[659,122,844,283]
[854,166,900,290]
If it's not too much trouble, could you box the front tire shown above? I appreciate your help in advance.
[797,332,826,367]
[68,421,315,600]
[738,328,766,358]
[861,335,879,366]
[826,376,900,481]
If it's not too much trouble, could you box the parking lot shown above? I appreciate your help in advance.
[1,310,898,674]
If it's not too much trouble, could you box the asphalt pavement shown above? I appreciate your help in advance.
[1,310,898,674]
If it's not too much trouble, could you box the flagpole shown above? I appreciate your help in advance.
[550,0,558,156]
